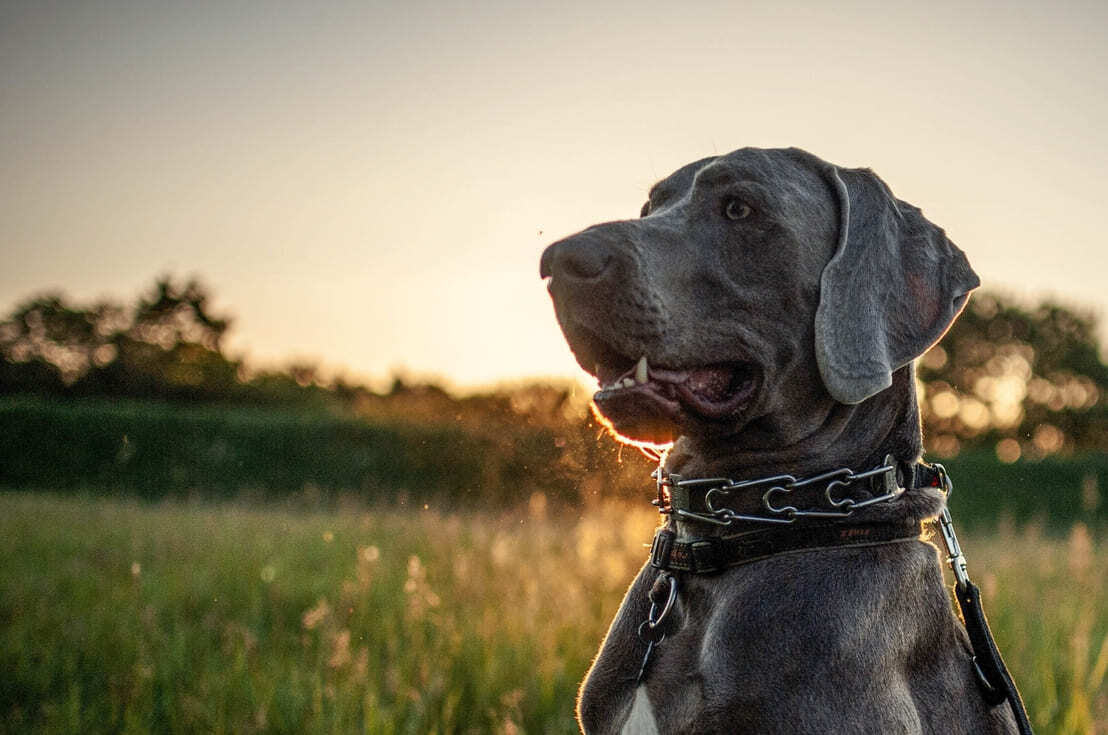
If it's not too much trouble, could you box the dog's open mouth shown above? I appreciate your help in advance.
[595,357,757,419]
[575,332,759,444]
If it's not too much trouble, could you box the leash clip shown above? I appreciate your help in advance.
[932,463,970,591]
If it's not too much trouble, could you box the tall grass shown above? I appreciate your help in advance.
[1,492,1104,734]
[964,520,1108,733]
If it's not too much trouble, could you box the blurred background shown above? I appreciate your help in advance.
[2,1,1106,733]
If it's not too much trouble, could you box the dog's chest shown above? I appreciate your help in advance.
[620,686,660,734]
[578,575,719,734]
[580,558,891,734]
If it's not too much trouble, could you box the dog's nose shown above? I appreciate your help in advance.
[540,235,614,281]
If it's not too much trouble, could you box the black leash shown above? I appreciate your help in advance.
[932,464,1034,734]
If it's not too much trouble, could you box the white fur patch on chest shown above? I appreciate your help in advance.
[621,685,660,735]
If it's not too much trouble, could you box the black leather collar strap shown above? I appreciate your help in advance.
[649,520,923,575]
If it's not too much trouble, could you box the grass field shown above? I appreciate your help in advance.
[1,492,1105,734]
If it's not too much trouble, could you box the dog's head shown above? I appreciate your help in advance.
[540,147,978,446]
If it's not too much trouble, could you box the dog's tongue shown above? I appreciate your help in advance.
[684,366,734,402]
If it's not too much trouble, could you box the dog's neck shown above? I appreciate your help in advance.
[660,366,943,540]
[665,365,922,482]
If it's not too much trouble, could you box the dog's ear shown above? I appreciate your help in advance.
[815,166,979,404]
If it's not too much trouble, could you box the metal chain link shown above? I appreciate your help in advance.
[653,457,905,527]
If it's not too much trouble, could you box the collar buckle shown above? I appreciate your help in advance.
[650,528,676,569]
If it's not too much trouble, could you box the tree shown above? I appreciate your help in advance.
[0,276,241,401]
[128,277,230,352]
[919,291,1108,458]
[76,277,239,401]
[0,294,125,392]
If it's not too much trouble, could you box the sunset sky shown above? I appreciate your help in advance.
[2,0,1106,391]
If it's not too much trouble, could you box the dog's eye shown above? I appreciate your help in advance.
[640,201,651,218]
[724,199,752,221]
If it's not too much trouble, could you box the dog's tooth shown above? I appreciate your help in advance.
[622,377,635,388]
[635,356,648,384]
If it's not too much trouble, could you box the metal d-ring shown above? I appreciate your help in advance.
[638,574,678,643]
[650,574,678,628]
[933,462,954,497]
[636,573,678,682]
[637,619,666,645]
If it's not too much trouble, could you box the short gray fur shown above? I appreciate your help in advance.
[540,147,1017,734]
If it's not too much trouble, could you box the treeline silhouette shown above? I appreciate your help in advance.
[0,277,317,405]
[1,276,1106,526]
[0,277,649,507]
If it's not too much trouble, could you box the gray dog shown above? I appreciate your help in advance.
[540,148,1019,734]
